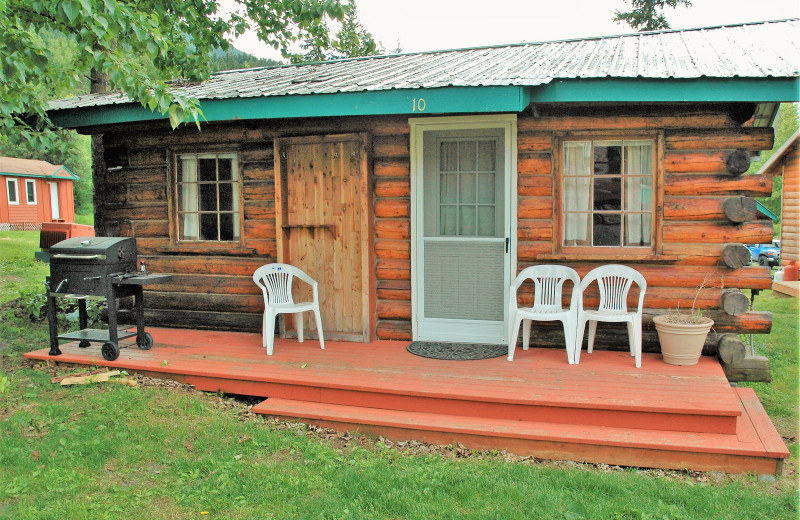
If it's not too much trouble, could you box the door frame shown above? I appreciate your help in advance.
[409,114,518,343]
[273,133,375,342]
[48,182,60,220]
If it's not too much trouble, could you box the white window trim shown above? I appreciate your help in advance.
[409,114,518,343]
[25,179,37,205]
[6,178,19,205]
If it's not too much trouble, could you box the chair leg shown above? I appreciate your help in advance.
[634,316,642,368]
[626,321,635,357]
[575,318,586,364]
[296,312,304,343]
[508,315,523,361]
[265,311,277,356]
[587,321,597,353]
[313,306,325,350]
[261,310,268,348]
[561,318,575,365]
[522,320,532,350]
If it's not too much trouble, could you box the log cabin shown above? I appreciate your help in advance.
[0,156,78,230]
[47,19,800,381]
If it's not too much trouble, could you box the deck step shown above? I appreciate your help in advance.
[253,387,788,474]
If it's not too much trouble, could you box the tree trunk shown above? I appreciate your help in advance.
[90,68,110,236]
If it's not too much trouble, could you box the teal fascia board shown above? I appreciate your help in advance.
[756,200,778,221]
[49,86,530,129]
[529,77,800,103]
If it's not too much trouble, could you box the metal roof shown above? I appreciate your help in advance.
[49,19,799,113]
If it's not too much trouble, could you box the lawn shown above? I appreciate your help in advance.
[1,231,798,519]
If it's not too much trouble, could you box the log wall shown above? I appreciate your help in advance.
[92,103,775,351]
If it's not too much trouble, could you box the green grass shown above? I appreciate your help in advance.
[0,231,798,519]
[73,212,94,226]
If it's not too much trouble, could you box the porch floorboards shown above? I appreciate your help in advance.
[24,327,788,474]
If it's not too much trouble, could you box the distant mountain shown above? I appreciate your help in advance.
[209,45,282,72]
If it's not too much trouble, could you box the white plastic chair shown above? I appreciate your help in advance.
[508,265,581,363]
[252,263,325,355]
[575,265,647,368]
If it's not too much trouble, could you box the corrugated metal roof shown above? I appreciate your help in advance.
[49,19,800,111]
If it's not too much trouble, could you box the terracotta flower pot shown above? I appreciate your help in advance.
[653,314,714,366]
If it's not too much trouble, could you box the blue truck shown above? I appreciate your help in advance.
[746,240,781,267]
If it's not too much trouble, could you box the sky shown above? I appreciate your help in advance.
[231,0,800,60]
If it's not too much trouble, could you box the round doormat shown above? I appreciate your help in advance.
[406,341,507,361]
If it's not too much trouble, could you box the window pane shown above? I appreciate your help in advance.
[26,182,35,202]
[199,184,217,211]
[459,172,476,203]
[593,177,621,211]
[624,141,653,175]
[440,206,457,235]
[220,213,236,241]
[625,214,652,246]
[594,142,622,174]
[440,142,458,172]
[458,141,476,172]
[178,213,199,240]
[477,173,495,204]
[625,176,652,211]
[7,181,17,202]
[564,177,590,212]
[198,158,216,181]
[218,159,232,181]
[477,140,496,171]
[219,183,233,211]
[564,213,590,245]
[200,214,218,240]
[593,214,621,246]
[477,206,495,236]
[564,142,591,176]
[459,206,476,236]
[440,173,457,203]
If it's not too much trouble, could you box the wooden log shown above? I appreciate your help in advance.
[377,300,411,320]
[516,242,553,262]
[377,279,411,301]
[376,259,411,281]
[373,135,409,158]
[518,175,552,197]
[517,134,553,153]
[665,152,728,174]
[375,199,410,218]
[517,110,733,132]
[60,371,121,386]
[727,103,757,126]
[663,221,773,244]
[664,127,774,151]
[518,220,553,241]
[721,355,771,383]
[374,178,410,198]
[665,173,773,197]
[517,154,552,175]
[374,159,409,177]
[517,197,553,219]
[725,150,752,175]
[722,196,757,223]
[376,319,412,340]
[720,243,752,269]
[143,255,267,276]
[375,220,410,240]
[721,288,749,316]
[130,309,262,331]
[717,334,747,365]
[375,239,410,260]
[145,291,263,313]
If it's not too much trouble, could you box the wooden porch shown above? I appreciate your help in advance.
[24,327,788,475]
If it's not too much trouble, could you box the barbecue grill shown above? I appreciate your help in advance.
[46,237,171,361]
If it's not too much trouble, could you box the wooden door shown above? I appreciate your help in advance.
[275,134,373,342]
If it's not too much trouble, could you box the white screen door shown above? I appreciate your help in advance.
[49,182,60,220]
[411,116,516,344]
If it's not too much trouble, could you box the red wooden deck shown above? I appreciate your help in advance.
[24,327,789,474]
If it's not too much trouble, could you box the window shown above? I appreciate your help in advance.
[6,179,19,204]
[562,139,654,248]
[175,153,240,242]
[25,179,36,204]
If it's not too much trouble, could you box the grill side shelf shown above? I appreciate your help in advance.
[57,329,137,342]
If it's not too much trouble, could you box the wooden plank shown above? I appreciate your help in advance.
[665,127,774,151]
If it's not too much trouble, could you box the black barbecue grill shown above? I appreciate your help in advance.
[46,237,171,361]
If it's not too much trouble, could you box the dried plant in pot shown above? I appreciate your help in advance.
[654,275,715,366]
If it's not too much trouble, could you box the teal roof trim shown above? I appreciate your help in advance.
[49,86,531,128]
[0,165,79,180]
[530,78,800,103]
[756,200,779,221]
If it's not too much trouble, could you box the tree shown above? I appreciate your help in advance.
[1,0,345,153]
[289,0,378,63]
[613,0,692,32]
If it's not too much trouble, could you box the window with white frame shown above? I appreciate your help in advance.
[6,179,19,205]
[25,179,36,204]
[562,139,654,248]
[175,153,241,242]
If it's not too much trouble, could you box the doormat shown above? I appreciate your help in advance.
[406,341,507,361]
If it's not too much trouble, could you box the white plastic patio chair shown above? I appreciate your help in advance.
[508,265,581,363]
[575,265,647,368]
[252,263,325,355]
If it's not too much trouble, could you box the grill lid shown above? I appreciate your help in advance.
[50,237,137,264]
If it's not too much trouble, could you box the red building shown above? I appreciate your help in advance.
[0,156,79,230]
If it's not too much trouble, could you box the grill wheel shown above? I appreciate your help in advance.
[101,342,120,361]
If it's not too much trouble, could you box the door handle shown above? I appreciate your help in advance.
[505,237,509,253]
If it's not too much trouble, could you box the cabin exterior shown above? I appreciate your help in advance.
[48,20,800,379]
[0,156,78,230]
[758,129,799,266]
